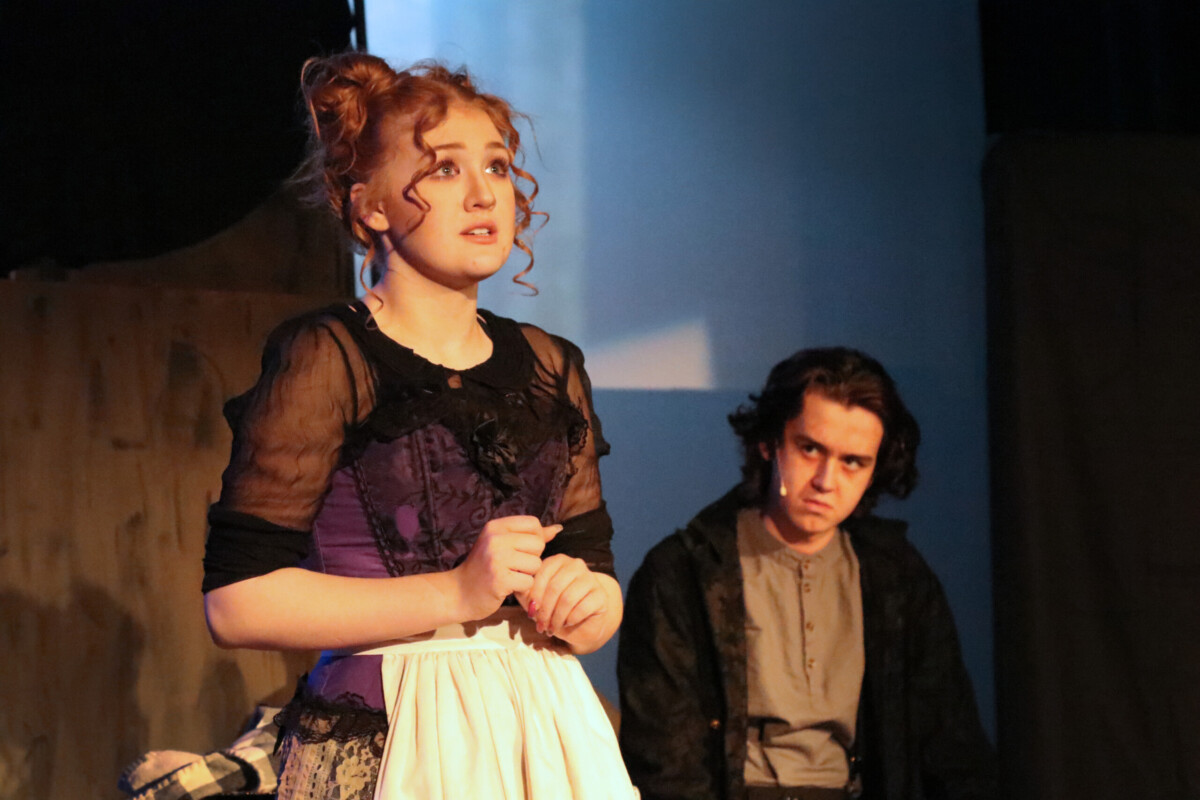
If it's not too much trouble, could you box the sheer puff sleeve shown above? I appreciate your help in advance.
[202,313,373,593]
[521,325,615,578]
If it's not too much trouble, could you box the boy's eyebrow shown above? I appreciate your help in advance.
[795,432,876,463]
[794,433,827,452]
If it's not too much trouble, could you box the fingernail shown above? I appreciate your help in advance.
[527,601,538,617]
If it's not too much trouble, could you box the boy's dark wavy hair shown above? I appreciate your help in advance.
[728,347,920,515]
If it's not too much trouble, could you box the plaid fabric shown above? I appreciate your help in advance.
[119,707,281,800]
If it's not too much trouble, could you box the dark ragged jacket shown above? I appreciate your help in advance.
[617,488,998,800]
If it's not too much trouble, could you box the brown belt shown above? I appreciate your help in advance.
[745,787,849,800]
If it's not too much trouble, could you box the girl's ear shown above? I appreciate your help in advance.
[351,183,390,233]
[757,441,774,462]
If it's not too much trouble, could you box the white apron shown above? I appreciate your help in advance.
[355,607,638,800]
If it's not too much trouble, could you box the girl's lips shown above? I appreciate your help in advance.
[462,230,498,244]
[461,224,498,244]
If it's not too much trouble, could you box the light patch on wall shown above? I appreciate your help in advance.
[587,320,715,389]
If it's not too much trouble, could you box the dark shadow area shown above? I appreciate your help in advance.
[0,582,146,800]
[980,0,1200,134]
[985,133,1200,800]
[980,5,1200,797]
[0,1,352,273]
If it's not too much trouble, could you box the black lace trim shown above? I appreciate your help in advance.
[351,457,412,578]
[321,302,594,498]
[342,382,589,499]
[274,677,388,759]
[562,400,589,454]
[466,414,523,495]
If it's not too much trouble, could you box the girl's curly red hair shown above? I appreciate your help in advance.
[294,52,544,292]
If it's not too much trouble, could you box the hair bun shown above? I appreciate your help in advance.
[301,54,398,169]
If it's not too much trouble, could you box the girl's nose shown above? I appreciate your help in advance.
[465,170,496,210]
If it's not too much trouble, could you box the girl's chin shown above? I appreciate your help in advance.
[464,261,509,282]
[387,261,507,290]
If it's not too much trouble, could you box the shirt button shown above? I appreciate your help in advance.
[709,718,722,730]
[803,582,812,593]
[806,621,815,631]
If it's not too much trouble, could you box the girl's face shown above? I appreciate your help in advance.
[363,103,517,290]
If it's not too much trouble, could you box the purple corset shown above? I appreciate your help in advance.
[306,423,570,579]
[302,421,572,707]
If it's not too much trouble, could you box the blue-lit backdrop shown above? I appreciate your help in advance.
[366,0,994,737]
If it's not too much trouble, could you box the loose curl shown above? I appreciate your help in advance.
[728,347,920,515]
[293,52,546,294]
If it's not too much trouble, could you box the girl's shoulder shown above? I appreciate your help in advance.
[256,302,364,369]
[269,301,417,382]
[504,315,587,379]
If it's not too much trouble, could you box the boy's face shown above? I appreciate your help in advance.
[760,389,884,543]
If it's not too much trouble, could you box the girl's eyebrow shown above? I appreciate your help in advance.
[430,140,507,151]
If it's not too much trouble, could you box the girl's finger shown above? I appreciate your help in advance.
[507,572,534,596]
[550,580,595,632]
[563,592,606,629]
[535,564,575,631]
[492,515,550,535]
[507,551,544,576]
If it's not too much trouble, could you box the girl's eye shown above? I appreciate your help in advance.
[487,159,511,176]
[433,160,458,177]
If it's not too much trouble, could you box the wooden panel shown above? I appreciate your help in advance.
[0,281,341,799]
[71,187,355,296]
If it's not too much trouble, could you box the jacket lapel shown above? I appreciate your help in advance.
[684,488,750,797]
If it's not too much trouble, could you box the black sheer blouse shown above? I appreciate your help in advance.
[202,302,614,593]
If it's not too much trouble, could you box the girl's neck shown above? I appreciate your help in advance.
[366,266,492,371]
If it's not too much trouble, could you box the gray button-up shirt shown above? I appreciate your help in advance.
[738,508,864,789]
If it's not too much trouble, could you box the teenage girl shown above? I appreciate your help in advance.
[202,52,638,799]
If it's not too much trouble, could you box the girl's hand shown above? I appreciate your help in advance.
[522,555,608,639]
[454,516,561,621]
